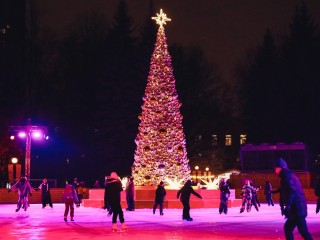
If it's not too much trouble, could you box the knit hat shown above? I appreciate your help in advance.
[274,158,288,169]
[110,172,119,179]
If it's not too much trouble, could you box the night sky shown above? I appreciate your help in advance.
[36,0,320,82]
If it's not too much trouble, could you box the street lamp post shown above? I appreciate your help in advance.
[8,157,21,183]
[195,165,199,183]
[205,167,209,180]
[9,119,48,179]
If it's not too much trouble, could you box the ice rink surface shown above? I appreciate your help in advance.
[0,203,319,240]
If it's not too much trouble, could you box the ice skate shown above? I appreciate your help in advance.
[112,224,119,232]
[121,222,128,231]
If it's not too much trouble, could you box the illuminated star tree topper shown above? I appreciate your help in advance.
[151,9,171,29]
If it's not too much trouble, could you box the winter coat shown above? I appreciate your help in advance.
[39,182,50,194]
[241,184,253,200]
[278,168,308,218]
[105,177,123,204]
[11,180,32,198]
[125,180,135,198]
[155,185,166,203]
[177,181,202,202]
[219,182,230,200]
[264,182,272,195]
[62,184,79,203]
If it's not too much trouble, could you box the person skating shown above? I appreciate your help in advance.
[36,178,53,208]
[153,181,166,215]
[103,176,113,217]
[177,180,202,221]
[8,176,33,212]
[240,179,254,213]
[62,182,79,222]
[106,172,128,232]
[125,176,135,211]
[218,178,230,214]
[274,158,313,240]
[250,181,260,211]
[264,181,274,206]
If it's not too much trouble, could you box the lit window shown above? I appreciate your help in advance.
[225,135,232,146]
[240,134,247,145]
[212,134,218,146]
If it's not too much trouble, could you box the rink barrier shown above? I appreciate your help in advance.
[81,187,243,209]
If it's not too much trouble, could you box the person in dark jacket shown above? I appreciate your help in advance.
[103,176,113,216]
[177,180,202,221]
[219,178,230,214]
[274,158,313,240]
[106,172,128,232]
[125,176,135,211]
[37,178,53,208]
[315,175,320,214]
[250,181,260,211]
[153,181,166,215]
[264,181,274,206]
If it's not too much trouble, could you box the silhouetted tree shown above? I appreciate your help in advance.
[239,1,320,156]
[240,29,281,142]
[280,1,320,145]
[92,0,141,176]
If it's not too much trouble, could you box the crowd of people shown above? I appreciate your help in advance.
[6,157,319,238]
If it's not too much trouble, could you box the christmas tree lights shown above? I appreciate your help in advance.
[132,9,190,186]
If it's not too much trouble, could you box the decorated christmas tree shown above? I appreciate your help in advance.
[132,9,190,186]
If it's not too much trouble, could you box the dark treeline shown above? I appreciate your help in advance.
[236,1,320,161]
[1,0,320,185]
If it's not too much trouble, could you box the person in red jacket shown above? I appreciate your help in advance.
[62,182,79,222]
[177,180,202,221]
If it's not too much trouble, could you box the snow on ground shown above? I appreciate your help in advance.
[0,203,319,240]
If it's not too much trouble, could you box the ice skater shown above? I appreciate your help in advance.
[264,181,274,206]
[8,176,33,212]
[125,176,135,211]
[250,181,260,211]
[240,179,253,213]
[36,178,53,208]
[218,178,230,214]
[62,182,79,222]
[153,181,166,215]
[177,180,202,221]
[106,172,128,232]
[103,176,113,216]
[274,158,313,240]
